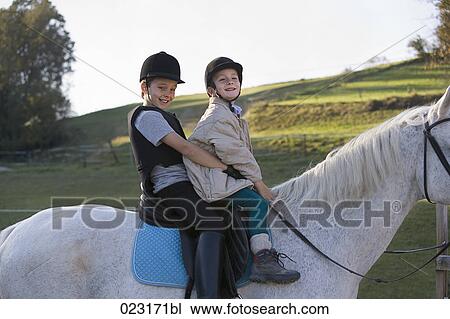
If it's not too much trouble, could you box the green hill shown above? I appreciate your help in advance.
[64,58,450,146]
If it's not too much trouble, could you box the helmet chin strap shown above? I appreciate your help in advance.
[210,88,241,105]
[145,80,153,106]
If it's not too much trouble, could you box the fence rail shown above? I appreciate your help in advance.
[0,143,120,166]
[0,134,358,165]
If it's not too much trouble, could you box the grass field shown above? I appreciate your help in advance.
[1,58,449,298]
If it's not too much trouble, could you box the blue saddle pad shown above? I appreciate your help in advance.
[132,222,252,288]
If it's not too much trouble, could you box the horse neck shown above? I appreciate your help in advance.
[274,127,423,277]
[339,172,421,274]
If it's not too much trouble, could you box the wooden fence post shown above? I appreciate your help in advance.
[436,204,449,298]
[108,141,120,164]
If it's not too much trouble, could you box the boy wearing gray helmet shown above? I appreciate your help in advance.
[184,57,300,284]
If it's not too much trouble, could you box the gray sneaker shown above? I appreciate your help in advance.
[249,248,301,284]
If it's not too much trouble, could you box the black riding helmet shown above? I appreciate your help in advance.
[204,57,243,99]
[140,51,185,83]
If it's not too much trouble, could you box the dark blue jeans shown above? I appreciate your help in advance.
[227,187,269,237]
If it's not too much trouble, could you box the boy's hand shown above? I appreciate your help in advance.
[254,180,275,202]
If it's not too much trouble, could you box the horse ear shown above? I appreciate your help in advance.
[437,86,450,119]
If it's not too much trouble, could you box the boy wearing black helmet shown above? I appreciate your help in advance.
[184,57,301,284]
[128,52,238,298]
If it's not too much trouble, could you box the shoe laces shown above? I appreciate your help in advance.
[262,249,296,268]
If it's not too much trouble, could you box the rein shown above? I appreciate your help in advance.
[270,202,450,284]
[422,118,450,204]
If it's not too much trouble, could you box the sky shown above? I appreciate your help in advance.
[0,0,439,116]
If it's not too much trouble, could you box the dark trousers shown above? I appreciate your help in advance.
[154,181,231,235]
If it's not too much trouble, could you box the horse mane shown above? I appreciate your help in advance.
[273,105,433,205]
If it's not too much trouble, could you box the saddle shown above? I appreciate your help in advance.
[135,195,250,298]
[132,222,253,287]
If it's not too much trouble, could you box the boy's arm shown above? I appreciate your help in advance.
[162,132,227,170]
[253,180,275,201]
[135,111,226,170]
[208,120,263,183]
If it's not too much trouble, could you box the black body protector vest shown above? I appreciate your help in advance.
[127,105,187,195]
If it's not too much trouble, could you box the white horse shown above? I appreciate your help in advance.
[1,87,450,298]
